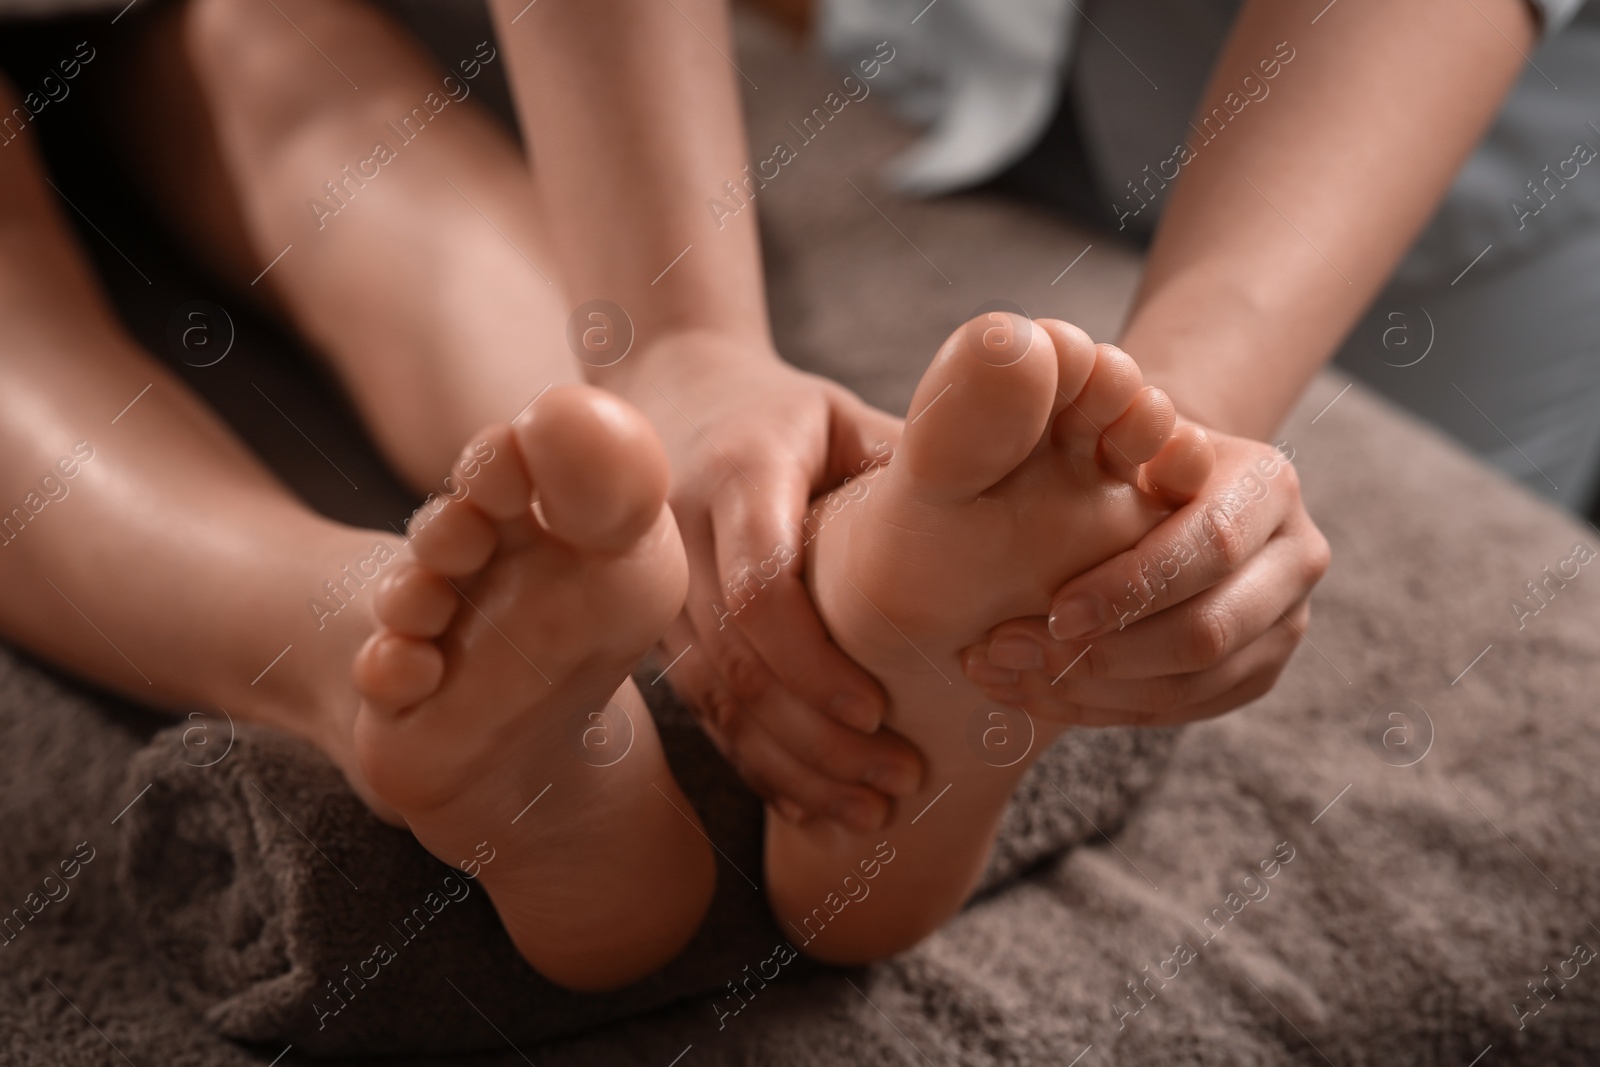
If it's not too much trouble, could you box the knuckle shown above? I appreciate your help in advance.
[1147,673,1194,713]
[701,686,744,738]
[1205,505,1252,569]
[1274,453,1303,496]
[1184,604,1238,670]
[716,640,770,701]
[1303,530,1333,584]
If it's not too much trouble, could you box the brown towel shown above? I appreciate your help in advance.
[115,671,1175,1056]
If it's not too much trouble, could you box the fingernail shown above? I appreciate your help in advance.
[864,762,920,797]
[988,636,1044,670]
[965,659,1021,687]
[831,690,882,732]
[831,795,884,833]
[1049,595,1106,640]
[774,797,806,825]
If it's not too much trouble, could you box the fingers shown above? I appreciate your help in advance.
[824,387,901,485]
[1102,386,1176,468]
[672,470,902,825]
[662,619,914,831]
[979,524,1323,681]
[680,510,779,705]
[668,548,922,817]
[966,607,1305,726]
[730,716,895,832]
[1043,439,1304,641]
[726,678,922,796]
[1144,423,1214,503]
[708,457,887,732]
[664,382,922,826]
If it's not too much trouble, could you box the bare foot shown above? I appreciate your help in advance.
[351,385,714,991]
[768,315,1214,962]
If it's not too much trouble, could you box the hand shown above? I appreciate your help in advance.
[960,427,1330,726]
[612,330,924,830]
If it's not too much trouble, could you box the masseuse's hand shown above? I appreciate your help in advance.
[961,427,1330,726]
[615,330,923,830]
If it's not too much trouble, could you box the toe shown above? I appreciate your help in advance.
[899,313,1059,500]
[408,495,497,577]
[1103,386,1177,478]
[1052,343,1143,456]
[354,630,445,711]
[375,562,458,637]
[1037,319,1097,411]
[1144,423,1216,502]
[513,385,670,553]
[452,424,533,522]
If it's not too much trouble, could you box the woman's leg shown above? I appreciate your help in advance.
[0,75,389,807]
[2,86,712,989]
[109,0,573,489]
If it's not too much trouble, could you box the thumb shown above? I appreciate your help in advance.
[823,388,903,491]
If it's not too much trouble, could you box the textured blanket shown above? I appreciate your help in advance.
[109,671,1168,1055]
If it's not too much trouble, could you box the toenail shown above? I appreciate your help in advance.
[1049,595,1107,640]
[988,636,1044,670]
[831,796,883,832]
[864,762,920,797]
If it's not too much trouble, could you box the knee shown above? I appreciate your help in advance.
[183,0,291,89]
[180,0,353,136]
[179,0,433,148]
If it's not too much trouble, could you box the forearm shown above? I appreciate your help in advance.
[1121,0,1534,438]
[488,0,772,371]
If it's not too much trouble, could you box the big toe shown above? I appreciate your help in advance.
[513,385,671,553]
[898,312,1059,500]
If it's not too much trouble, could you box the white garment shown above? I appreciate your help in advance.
[819,0,1078,194]
[821,0,1590,195]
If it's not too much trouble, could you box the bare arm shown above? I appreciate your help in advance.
[1125,0,1536,437]
[970,0,1536,721]
[489,0,924,827]
[488,0,769,351]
